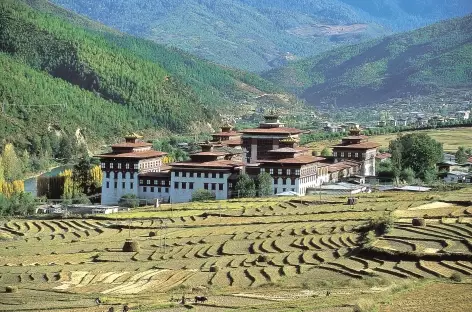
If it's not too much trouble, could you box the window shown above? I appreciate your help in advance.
[278,169,282,175]
[260,168,264,173]
[189,182,194,190]
[355,153,359,158]
[341,152,345,157]
[110,163,114,169]
[205,173,209,178]
[147,180,151,185]
[295,169,300,175]
[219,173,224,178]
[106,172,110,179]
[204,183,209,190]
[287,169,291,175]
[274,178,278,185]
[130,182,134,189]
[114,182,117,189]
[165,188,169,193]
[274,188,278,194]
[212,173,217,178]
[182,182,187,189]
[283,179,287,185]
[161,180,165,186]
[362,153,366,159]
[348,153,351,157]
[158,187,161,192]
[270,168,274,174]
[283,188,286,192]
[106,182,110,188]
[154,180,158,185]
[211,183,216,191]
[150,187,154,193]
[101,163,105,169]
[122,182,125,189]
[291,178,296,185]
[190,172,194,178]
[229,183,233,188]
[143,187,147,192]
[182,172,187,178]
[126,163,130,169]
[197,173,201,178]
[118,163,122,169]
[174,182,179,189]
[139,179,143,185]
[130,172,135,179]
[219,184,224,191]
[134,164,138,169]
[175,171,179,177]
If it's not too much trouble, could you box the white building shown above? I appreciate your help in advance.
[97,135,167,205]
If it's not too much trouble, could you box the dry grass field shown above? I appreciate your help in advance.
[306,127,472,153]
[1,188,471,311]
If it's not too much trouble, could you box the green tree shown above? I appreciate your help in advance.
[192,189,216,202]
[320,147,332,157]
[58,136,74,161]
[400,167,416,184]
[0,156,4,183]
[73,155,93,195]
[389,133,443,181]
[257,172,273,197]
[455,146,468,164]
[235,173,256,198]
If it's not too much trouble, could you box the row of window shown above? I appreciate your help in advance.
[105,172,135,179]
[139,179,169,186]
[143,187,169,193]
[333,152,365,158]
[274,178,296,186]
[174,171,225,179]
[260,168,301,176]
[106,181,134,189]
[173,182,226,191]
[101,160,161,170]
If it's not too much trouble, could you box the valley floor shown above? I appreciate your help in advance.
[1,188,471,311]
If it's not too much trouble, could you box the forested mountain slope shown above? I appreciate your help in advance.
[50,0,472,71]
[0,0,282,157]
[264,14,472,107]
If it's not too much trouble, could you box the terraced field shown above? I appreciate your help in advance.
[1,190,471,311]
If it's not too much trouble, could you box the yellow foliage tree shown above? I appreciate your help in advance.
[162,155,175,164]
[89,165,102,188]
[60,169,79,199]
[0,180,24,198]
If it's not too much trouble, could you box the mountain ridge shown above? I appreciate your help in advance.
[49,0,472,71]
[264,13,472,107]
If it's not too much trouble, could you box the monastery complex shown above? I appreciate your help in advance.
[98,113,379,205]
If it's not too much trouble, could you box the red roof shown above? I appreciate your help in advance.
[240,127,303,135]
[192,152,227,156]
[332,142,380,149]
[139,172,171,178]
[343,135,369,140]
[111,142,152,148]
[222,139,242,146]
[170,160,244,169]
[98,151,167,159]
[260,156,326,165]
[212,131,240,137]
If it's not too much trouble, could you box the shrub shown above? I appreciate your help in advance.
[353,298,377,312]
[412,218,426,227]
[149,231,157,237]
[450,272,462,282]
[119,194,139,208]
[5,286,18,293]
[191,189,215,202]
[209,265,219,273]
[122,239,139,252]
